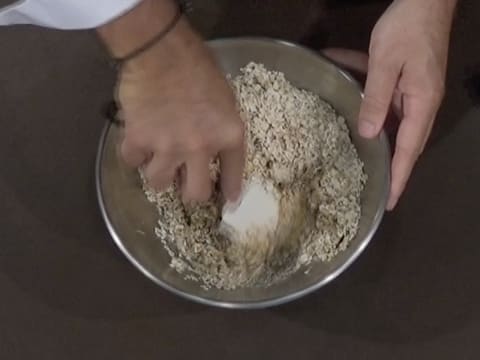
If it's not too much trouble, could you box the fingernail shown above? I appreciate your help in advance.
[359,120,377,138]
[224,181,244,208]
[223,196,243,214]
[223,185,244,214]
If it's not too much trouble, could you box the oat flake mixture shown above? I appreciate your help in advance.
[142,62,366,290]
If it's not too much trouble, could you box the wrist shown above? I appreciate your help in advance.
[97,0,178,59]
[98,0,203,77]
[124,18,205,75]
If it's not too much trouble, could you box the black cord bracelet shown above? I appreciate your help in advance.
[103,100,123,127]
[105,1,193,127]
[111,0,191,70]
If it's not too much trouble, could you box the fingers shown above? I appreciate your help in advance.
[143,155,179,191]
[182,156,213,203]
[359,57,401,138]
[179,117,244,203]
[124,119,245,206]
[388,95,436,210]
[219,121,245,202]
[145,146,242,205]
[120,140,149,167]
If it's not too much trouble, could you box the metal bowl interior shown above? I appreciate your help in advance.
[96,38,390,309]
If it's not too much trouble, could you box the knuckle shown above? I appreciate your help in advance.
[364,95,390,112]
[186,134,210,153]
[155,136,176,155]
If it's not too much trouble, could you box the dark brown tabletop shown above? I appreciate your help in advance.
[0,0,479,358]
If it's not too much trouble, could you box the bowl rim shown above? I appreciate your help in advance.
[95,37,391,309]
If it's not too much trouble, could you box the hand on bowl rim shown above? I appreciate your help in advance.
[323,0,457,211]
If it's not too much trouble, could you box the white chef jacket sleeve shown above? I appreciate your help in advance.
[0,0,142,29]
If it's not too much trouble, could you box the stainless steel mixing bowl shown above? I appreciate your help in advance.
[96,38,390,309]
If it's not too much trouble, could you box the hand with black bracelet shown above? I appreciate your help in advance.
[98,0,245,205]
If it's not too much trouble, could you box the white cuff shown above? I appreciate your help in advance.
[0,0,143,29]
